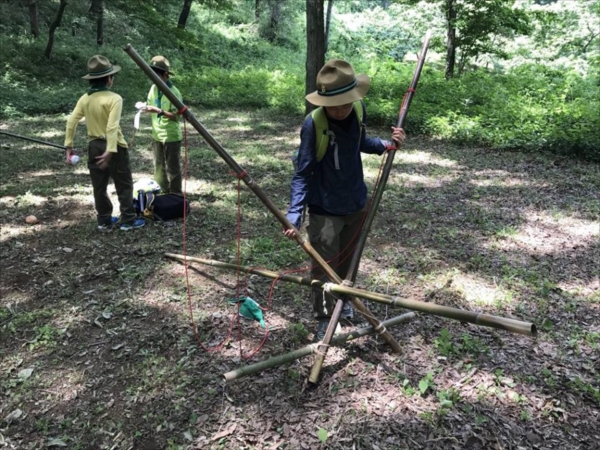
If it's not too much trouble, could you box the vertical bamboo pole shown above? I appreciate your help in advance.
[309,31,432,383]
[124,44,402,357]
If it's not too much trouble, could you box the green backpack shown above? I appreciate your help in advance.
[292,101,365,169]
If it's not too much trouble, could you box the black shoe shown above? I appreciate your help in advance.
[315,319,342,342]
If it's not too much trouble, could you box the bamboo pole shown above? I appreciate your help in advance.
[124,44,402,356]
[223,312,416,382]
[310,31,433,383]
[164,253,537,336]
[0,130,65,150]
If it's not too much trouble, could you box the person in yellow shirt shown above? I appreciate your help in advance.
[65,55,144,231]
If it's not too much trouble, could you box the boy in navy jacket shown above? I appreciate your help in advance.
[284,59,405,340]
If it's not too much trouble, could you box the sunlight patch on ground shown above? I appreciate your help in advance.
[489,209,599,255]
[38,130,63,140]
[26,169,60,178]
[470,176,540,188]
[396,172,454,188]
[393,150,459,168]
[15,191,46,207]
[1,224,31,241]
[450,271,514,307]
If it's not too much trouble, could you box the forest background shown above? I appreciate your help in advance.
[1,1,599,449]
[0,0,598,161]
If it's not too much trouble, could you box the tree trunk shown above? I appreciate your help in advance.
[89,0,104,45]
[324,0,333,54]
[444,0,456,80]
[24,0,40,38]
[305,0,325,115]
[266,0,283,42]
[96,9,103,45]
[44,0,68,59]
[255,0,260,20]
[178,0,193,29]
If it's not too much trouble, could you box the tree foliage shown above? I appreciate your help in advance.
[0,0,597,161]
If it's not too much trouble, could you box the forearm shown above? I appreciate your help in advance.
[64,102,84,147]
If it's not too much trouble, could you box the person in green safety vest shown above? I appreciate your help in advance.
[143,55,184,195]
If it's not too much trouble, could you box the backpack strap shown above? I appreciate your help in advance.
[143,192,156,219]
[310,100,365,162]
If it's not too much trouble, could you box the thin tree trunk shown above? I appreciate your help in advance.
[255,0,260,20]
[24,0,40,38]
[305,0,325,115]
[44,0,68,59]
[96,9,103,45]
[89,0,104,45]
[324,0,333,54]
[445,0,456,80]
[266,0,283,42]
[178,0,193,29]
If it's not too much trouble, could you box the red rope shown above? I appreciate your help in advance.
[229,170,269,359]
[182,115,233,353]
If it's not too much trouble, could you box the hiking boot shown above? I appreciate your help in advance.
[97,216,119,231]
[120,218,145,231]
[315,319,342,342]
[341,302,355,322]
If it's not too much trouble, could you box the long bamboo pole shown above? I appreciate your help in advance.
[223,312,416,382]
[310,31,432,383]
[0,130,66,150]
[123,44,402,355]
[164,253,537,336]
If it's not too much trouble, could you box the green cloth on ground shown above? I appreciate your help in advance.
[228,297,265,328]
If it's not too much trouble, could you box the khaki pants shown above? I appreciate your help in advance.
[308,209,366,318]
[152,140,182,194]
[87,139,136,225]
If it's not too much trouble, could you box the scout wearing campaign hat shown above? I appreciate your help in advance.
[82,55,121,80]
[305,59,370,107]
[149,55,172,74]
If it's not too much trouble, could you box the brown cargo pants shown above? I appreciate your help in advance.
[87,139,136,226]
[308,209,366,318]
[152,140,182,194]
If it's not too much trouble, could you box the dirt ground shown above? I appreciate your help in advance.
[1,110,599,449]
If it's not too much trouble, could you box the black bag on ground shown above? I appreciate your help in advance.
[134,192,190,221]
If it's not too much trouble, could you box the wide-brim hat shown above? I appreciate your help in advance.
[306,59,370,107]
[82,55,121,80]
[149,55,172,74]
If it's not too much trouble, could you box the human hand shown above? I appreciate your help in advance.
[391,127,406,148]
[283,228,297,240]
[145,105,161,114]
[95,151,112,170]
[66,147,76,165]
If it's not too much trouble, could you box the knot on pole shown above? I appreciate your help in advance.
[177,105,188,115]
[322,282,335,292]
[374,323,387,335]
[314,343,330,356]
[231,169,248,180]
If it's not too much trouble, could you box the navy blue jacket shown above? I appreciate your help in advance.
[286,108,388,229]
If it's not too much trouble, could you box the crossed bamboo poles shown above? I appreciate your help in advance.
[163,254,535,381]
[125,36,536,383]
[309,31,432,383]
[123,43,404,373]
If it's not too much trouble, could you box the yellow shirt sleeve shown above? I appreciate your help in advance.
[64,96,86,148]
[105,95,123,153]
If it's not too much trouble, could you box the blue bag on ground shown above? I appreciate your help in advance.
[134,192,190,221]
